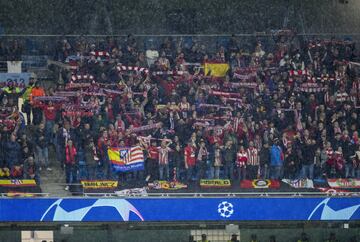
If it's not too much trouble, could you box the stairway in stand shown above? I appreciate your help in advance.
[39,163,70,197]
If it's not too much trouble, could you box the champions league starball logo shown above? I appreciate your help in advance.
[218,201,234,218]
[40,199,144,222]
[308,198,360,220]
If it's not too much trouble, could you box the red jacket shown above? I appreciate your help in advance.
[43,105,57,121]
[184,145,196,167]
[148,146,159,160]
[37,103,60,121]
[65,145,77,165]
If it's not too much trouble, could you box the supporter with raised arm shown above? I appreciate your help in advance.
[34,100,62,142]
[4,33,357,194]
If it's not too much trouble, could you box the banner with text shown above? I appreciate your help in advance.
[0,73,31,88]
[200,179,231,188]
[81,180,118,189]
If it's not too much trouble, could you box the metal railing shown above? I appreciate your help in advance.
[1,191,356,198]
[82,191,360,198]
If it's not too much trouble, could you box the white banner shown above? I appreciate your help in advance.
[282,179,314,188]
[115,187,148,197]
[7,61,22,73]
[327,179,360,188]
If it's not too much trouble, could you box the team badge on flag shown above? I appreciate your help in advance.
[108,146,144,172]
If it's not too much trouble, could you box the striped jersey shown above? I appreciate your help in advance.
[158,147,171,165]
[247,147,259,166]
[237,151,248,167]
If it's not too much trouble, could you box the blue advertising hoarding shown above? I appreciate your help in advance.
[0,197,359,222]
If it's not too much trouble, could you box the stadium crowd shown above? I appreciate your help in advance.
[0,32,360,189]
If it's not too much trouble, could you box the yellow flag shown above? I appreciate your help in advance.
[204,63,229,77]
[108,148,123,164]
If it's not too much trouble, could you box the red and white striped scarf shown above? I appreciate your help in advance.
[316,74,339,83]
[90,51,110,57]
[282,137,292,149]
[198,103,232,110]
[324,91,331,104]
[289,69,309,77]
[197,146,208,161]
[223,82,258,89]
[129,122,161,133]
[152,70,188,76]
[308,40,353,49]
[62,111,93,117]
[193,122,211,128]
[236,151,248,167]
[33,96,67,102]
[222,97,243,106]
[233,117,242,132]
[103,89,124,95]
[54,91,80,97]
[233,72,257,80]
[288,69,310,83]
[116,64,149,74]
[336,92,349,103]
[158,147,170,165]
[294,109,303,131]
[235,66,259,73]
[209,90,241,98]
[71,74,95,82]
[296,83,326,93]
[66,83,92,89]
[205,125,225,135]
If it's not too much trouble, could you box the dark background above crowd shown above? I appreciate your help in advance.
[1,0,360,35]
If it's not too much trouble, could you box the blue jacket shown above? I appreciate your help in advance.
[270,145,283,166]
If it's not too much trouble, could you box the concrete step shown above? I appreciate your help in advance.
[39,165,72,197]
